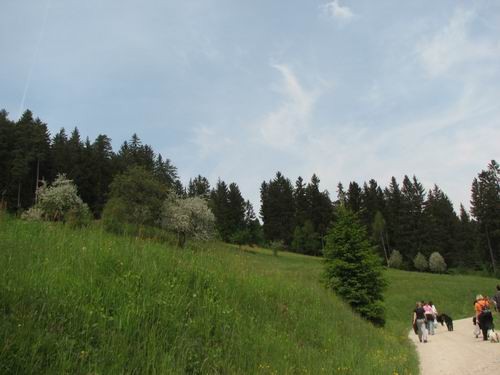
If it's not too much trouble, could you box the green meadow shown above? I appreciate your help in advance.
[0,214,498,374]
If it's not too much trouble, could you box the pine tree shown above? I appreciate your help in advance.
[188,175,211,199]
[422,185,459,266]
[360,179,385,234]
[384,177,403,253]
[346,181,362,213]
[209,179,231,241]
[324,207,386,326]
[470,160,500,273]
[227,182,246,237]
[456,204,479,269]
[399,175,426,261]
[305,174,333,241]
[294,176,308,227]
[90,134,114,216]
[372,211,389,266]
[260,172,295,246]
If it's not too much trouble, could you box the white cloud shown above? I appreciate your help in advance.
[321,0,354,22]
[417,8,500,77]
[257,64,318,149]
[190,125,233,159]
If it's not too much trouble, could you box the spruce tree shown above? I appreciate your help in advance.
[209,179,231,241]
[227,182,246,237]
[259,172,295,246]
[324,207,386,326]
[346,181,362,213]
[399,175,426,261]
[384,177,403,254]
[470,160,500,273]
[188,175,211,199]
[422,185,459,266]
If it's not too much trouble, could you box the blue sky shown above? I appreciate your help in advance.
[1,0,499,211]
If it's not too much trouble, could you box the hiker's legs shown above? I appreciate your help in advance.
[417,319,427,342]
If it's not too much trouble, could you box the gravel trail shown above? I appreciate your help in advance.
[409,317,500,374]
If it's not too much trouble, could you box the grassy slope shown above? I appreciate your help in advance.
[0,214,498,374]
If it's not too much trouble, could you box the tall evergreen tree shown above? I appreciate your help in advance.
[324,207,386,326]
[399,175,426,261]
[260,172,295,245]
[188,175,211,199]
[90,134,114,216]
[294,176,308,227]
[210,179,231,241]
[456,204,479,269]
[227,182,246,236]
[422,185,459,266]
[384,177,403,253]
[470,160,500,273]
[346,181,362,214]
[360,179,385,234]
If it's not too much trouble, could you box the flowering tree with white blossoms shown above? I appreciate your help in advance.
[162,193,215,247]
[23,174,90,224]
[429,251,447,273]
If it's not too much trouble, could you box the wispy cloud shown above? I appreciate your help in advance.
[416,8,500,77]
[321,0,354,22]
[257,64,318,149]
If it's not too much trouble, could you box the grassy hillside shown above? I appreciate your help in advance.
[0,214,498,374]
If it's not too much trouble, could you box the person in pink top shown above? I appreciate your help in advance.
[423,302,435,335]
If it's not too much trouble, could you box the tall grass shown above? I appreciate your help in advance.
[0,215,417,374]
[384,268,499,335]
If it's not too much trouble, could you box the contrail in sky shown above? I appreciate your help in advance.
[18,0,52,119]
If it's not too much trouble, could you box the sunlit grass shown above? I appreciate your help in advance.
[1,214,497,374]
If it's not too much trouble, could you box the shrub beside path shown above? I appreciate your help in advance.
[409,317,500,374]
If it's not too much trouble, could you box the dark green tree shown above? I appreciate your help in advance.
[346,181,362,213]
[399,175,426,262]
[227,182,246,236]
[324,207,386,326]
[188,175,211,199]
[456,204,479,269]
[102,166,168,230]
[470,160,500,273]
[384,177,403,256]
[294,176,308,227]
[209,179,231,241]
[360,179,385,234]
[422,185,459,266]
[260,172,295,246]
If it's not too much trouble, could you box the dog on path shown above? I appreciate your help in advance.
[488,329,499,343]
[436,313,454,331]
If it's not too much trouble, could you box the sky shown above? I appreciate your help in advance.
[1,0,499,212]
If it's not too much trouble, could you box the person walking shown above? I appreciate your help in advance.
[430,301,439,330]
[424,301,435,335]
[475,294,493,341]
[413,302,428,343]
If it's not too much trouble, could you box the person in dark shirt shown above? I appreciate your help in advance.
[413,302,428,343]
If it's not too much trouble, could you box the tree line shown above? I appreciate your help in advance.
[0,109,260,245]
[1,109,498,272]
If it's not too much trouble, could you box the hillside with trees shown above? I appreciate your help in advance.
[0,109,499,273]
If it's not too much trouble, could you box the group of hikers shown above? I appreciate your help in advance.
[412,285,500,343]
[412,301,439,343]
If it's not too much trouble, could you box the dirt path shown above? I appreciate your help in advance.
[409,317,500,374]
